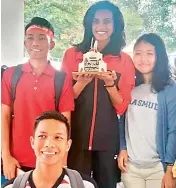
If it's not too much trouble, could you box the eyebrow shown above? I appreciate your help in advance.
[135,49,154,51]
[39,34,47,37]
[38,131,64,135]
[94,17,112,19]
[26,34,46,37]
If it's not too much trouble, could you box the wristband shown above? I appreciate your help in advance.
[104,83,115,87]
[166,163,174,166]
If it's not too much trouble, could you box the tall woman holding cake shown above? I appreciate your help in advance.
[61,1,135,188]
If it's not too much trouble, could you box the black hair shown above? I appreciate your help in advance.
[76,0,125,55]
[134,33,171,92]
[25,17,54,35]
[34,111,70,140]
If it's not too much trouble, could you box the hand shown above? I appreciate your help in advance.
[96,70,117,86]
[73,73,94,86]
[118,150,128,173]
[173,164,176,178]
[161,169,176,188]
[2,155,21,179]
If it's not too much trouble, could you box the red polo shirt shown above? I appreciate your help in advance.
[61,47,135,115]
[1,62,74,167]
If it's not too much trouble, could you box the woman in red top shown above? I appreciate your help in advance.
[61,1,135,188]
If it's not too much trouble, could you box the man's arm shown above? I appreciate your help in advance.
[1,104,21,179]
[1,68,13,156]
[1,104,11,158]
[61,112,71,167]
[58,72,75,116]
[1,68,21,180]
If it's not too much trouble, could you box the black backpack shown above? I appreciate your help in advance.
[1,65,9,79]
[9,64,66,110]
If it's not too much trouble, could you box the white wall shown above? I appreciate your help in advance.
[1,0,24,66]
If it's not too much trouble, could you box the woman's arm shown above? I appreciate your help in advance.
[97,56,135,115]
[73,74,94,99]
[161,83,176,188]
[164,83,176,164]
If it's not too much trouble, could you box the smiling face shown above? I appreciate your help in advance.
[30,119,71,166]
[92,9,113,44]
[25,28,55,60]
[133,41,156,75]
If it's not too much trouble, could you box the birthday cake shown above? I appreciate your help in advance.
[78,40,107,72]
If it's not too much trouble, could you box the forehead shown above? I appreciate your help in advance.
[35,119,67,135]
[94,9,113,19]
[134,41,155,51]
[26,29,48,37]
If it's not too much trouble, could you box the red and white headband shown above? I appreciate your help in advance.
[26,25,54,40]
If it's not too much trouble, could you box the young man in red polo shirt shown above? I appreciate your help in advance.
[1,17,74,180]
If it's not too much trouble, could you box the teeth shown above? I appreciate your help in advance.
[42,151,56,155]
[97,31,106,34]
[31,49,40,52]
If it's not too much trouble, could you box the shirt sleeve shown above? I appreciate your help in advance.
[61,47,75,78]
[1,68,14,107]
[119,113,127,151]
[61,50,69,73]
[58,72,75,112]
[164,83,176,164]
[114,54,135,115]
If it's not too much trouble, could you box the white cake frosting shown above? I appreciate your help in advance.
[78,40,107,72]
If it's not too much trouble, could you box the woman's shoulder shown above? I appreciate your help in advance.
[118,52,134,68]
[120,52,132,61]
[63,46,83,61]
[161,80,176,101]
[164,79,176,92]
[64,46,79,55]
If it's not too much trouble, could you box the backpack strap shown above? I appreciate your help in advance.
[65,168,85,188]
[1,65,8,79]
[11,64,23,103]
[54,70,66,110]
[11,66,66,111]
[12,170,32,188]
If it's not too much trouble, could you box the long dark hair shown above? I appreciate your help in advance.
[134,33,171,92]
[76,0,125,55]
